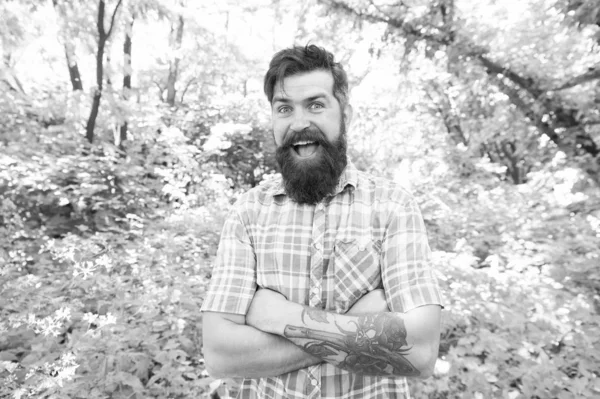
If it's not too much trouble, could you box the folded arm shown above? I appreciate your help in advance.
[202,311,319,378]
[202,290,389,378]
[246,289,441,378]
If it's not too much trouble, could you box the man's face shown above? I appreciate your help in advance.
[271,70,351,204]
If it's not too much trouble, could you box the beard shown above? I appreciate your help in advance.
[275,120,347,205]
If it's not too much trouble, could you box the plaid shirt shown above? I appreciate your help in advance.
[201,162,443,399]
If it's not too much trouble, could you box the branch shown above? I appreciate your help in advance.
[367,0,388,16]
[153,80,164,92]
[424,83,467,145]
[321,0,450,44]
[551,66,600,91]
[153,80,165,101]
[179,78,197,103]
[500,140,519,165]
[492,77,563,149]
[477,54,543,98]
[106,0,124,38]
[581,120,600,127]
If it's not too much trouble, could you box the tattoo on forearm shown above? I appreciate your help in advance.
[284,312,420,377]
[301,308,329,324]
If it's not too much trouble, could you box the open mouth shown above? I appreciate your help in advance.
[293,140,319,158]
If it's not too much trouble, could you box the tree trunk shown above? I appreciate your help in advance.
[1,54,25,94]
[86,35,106,143]
[52,0,83,91]
[166,15,184,107]
[484,141,530,184]
[64,43,83,91]
[119,17,134,149]
[425,81,469,146]
[85,0,123,144]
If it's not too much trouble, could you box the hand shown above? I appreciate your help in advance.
[246,288,290,335]
[346,289,390,315]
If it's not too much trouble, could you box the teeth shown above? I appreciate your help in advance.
[294,140,316,146]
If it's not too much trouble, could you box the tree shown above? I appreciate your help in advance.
[115,0,173,147]
[322,0,600,186]
[165,14,184,107]
[52,0,84,91]
[118,13,134,147]
[85,0,124,144]
[0,2,27,94]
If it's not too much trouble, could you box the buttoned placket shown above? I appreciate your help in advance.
[306,200,326,398]
[309,201,325,307]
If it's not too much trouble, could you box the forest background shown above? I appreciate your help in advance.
[1,0,600,398]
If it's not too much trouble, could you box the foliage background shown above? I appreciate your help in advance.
[1,0,600,398]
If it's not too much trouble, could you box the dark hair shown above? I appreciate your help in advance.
[264,44,349,108]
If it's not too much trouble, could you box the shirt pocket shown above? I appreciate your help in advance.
[332,236,382,313]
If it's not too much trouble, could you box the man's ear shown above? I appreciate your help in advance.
[343,103,353,130]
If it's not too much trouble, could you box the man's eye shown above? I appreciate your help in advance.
[278,106,291,114]
[309,103,324,110]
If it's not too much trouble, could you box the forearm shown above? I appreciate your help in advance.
[286,306,423,376]
[249,300,439,378]
[202,312,321,378]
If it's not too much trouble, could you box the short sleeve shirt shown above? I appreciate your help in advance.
[201,162,444,399]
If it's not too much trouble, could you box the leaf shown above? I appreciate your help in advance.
[304,343,337,358]
[302,308,329,324]
[0,360,18,373]
[113,371,144,393]
[0,351,18,362]
[163,339,180,350]
[130,353,152,382]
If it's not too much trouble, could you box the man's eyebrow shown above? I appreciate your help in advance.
[305,95,328,103]
[272,96,290,104]
[272,94,328,104]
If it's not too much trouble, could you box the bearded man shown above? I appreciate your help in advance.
[201,44,444,399]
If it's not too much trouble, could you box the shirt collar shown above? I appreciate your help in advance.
[271,160,358,198]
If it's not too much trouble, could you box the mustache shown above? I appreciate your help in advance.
[281,126,328,148]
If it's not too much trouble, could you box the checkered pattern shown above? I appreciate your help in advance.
[201,162,443,399]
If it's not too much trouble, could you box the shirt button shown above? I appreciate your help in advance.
[359,242,368,251]
[314,242,321,251]
[310,379,318,386]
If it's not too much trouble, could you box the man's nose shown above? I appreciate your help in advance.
[289,109,310,132]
